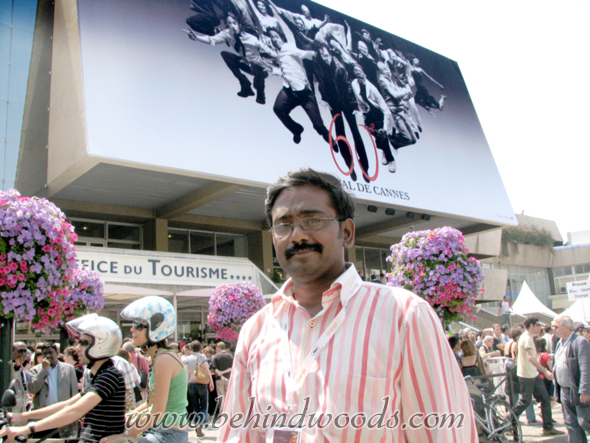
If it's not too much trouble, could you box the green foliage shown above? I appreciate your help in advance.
[501,225,554,256]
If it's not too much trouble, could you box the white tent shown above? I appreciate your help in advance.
[560,298,590,323]
[512,281,557,319]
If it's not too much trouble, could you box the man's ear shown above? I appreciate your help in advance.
[342,218,355,249]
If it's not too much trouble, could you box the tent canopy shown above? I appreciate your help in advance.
[560,298,590,323]
[512,281,556,319]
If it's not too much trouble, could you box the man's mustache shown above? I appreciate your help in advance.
[285,243,322,260]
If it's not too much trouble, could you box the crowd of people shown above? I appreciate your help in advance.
[2,296,236,443]
[450,315,590,441]
[184,0,446,179]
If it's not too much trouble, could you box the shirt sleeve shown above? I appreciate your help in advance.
[207,30,230,46]
[216,317,265,442]
[399,299,477,441]
[88,368,119,401]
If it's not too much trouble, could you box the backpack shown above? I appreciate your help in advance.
[193,354,210,385]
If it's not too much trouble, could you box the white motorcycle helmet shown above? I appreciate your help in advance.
[121,296,176,344]
[66,314,122,361]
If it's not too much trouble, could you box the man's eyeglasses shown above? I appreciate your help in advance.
[270,216,343,238]
[132,321,148,331]
[78,339,93,347]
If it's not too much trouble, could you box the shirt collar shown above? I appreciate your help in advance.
[91,357,114,380]
[272,263,363,312]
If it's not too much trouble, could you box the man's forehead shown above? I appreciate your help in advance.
[271,186,333,216]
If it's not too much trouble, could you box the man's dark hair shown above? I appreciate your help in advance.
[42,342,57,352]
[448,335,460,349]
[509,327,522,341]
[117,349,130,362]
[225,12,240,25]
[534,337,547,353]
[524,316,539,330]
[265,169,355,226]
[501,325,509,333]
[191,341,203,353]
[264,26,287,43]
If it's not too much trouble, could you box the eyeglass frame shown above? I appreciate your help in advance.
[269,216,345,238]
[132,321,148,331]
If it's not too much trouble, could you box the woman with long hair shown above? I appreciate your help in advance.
[458,339,486,377]
[100,296,188,443]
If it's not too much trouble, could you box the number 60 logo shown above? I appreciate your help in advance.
[328,113,380,182]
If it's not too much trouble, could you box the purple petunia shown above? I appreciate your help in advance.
[0,189,104,334]
[207,282,266,341]
[387,226,484,324]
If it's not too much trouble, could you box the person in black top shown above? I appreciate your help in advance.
[212,342,234,402]
[1,314,125,443]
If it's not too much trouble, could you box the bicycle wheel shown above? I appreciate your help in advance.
[487,398,522,442]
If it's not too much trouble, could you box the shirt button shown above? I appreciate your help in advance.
[309,321,315,328]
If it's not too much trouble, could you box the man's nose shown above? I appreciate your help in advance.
[289,222,311,242]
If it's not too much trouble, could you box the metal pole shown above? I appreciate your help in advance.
[173,295,178,343]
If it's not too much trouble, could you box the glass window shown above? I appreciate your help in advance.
[108,224,140,242]
[216,233,247,257]
[380,249,390,274]
[190,231,215,255]
[107,242,141,250]
[575,265,584,275]
[168,230,189,253]
[364,248,382,282]
[354,247,365,279]
[72,220,104,239]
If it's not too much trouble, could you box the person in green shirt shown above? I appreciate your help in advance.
[100,296,188,443]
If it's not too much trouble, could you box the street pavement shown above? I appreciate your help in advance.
[514,401,569,443]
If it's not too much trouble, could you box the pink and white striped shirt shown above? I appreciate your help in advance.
[217,264,476,442]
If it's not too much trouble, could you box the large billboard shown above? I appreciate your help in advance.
[76,0,515,225]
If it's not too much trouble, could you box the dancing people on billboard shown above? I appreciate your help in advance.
[247,0,279,33]
[187,13,274,104]
[182,0,449,179]
[351,64,398,173]
[384,48,423,133]
[407,54,446,115]
[313,43,369,183]
[269,0,329,92]
[266,27,330,144]
[186,0,257,36]
[354,28,381,61]
[352,40,379,87]
[377,61,418,149]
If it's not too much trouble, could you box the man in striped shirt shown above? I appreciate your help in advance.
[1,315,125,443]
[216,169,476,442]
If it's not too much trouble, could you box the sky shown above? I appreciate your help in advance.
[315,0,590,240]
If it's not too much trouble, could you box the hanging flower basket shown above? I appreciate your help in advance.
[69,267,106,315]
[0,189,104,333]
[207,282,266,341]
[387,226,484,326]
